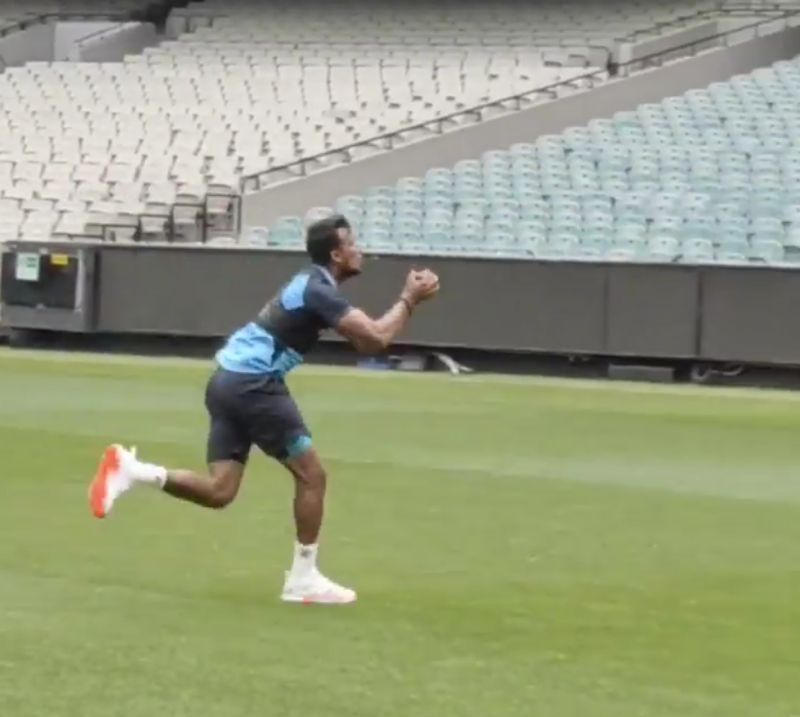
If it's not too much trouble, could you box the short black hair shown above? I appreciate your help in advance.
[306,214,351,266]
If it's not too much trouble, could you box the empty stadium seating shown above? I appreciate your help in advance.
[0,0,793,248]
[249,55,800,266]
[174,0,717,62]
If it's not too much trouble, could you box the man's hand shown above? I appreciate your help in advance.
[401,269,440,307]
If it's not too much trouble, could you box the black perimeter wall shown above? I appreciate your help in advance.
[4,243,800,367]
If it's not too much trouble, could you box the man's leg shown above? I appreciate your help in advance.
[89,370,251,518]
[162,460,245,509]
[284,445,327,545]
[277,440,356,604]
[89,447,247,518]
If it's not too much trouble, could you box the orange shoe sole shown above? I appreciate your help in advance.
[88,445,121,519]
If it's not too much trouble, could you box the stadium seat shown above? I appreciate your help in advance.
[1,0,797,254]
[250,44,800,265]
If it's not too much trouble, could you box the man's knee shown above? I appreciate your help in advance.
[209,483,237,509]
[208,467,242,509]
[294,462,327,491]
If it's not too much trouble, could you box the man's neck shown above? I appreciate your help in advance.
[316,264,339,286]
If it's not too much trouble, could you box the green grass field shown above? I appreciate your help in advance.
[1,348,799,717]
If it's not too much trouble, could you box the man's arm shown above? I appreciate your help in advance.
[335,301,413,355]
[334,269,439,355]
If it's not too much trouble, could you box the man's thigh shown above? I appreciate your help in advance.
[204,370,252,465]
[244,382,312,463]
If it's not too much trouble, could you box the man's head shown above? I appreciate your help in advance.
[306,214,363,280]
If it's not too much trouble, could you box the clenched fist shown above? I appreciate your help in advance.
[402,268,440,306]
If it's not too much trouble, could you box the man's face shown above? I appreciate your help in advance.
[331,228,364,278]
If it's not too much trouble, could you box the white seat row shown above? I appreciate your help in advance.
[1,67,580,113]
[182,0,718,27]
[0,46,591,190]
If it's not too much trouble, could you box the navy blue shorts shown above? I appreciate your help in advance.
[204,368,311,465]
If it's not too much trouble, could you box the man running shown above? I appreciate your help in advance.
[88,214,440,605]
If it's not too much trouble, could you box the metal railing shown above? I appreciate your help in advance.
[0,9,148,41]
[239,6,800,195]
[0,15,48,40]
[0,8,152,72]
[74,21,127,52]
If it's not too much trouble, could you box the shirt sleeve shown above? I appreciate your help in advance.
[304,279,352,328]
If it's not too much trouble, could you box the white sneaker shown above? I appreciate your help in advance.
[281,569,357,605]
[88,444,138,518]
